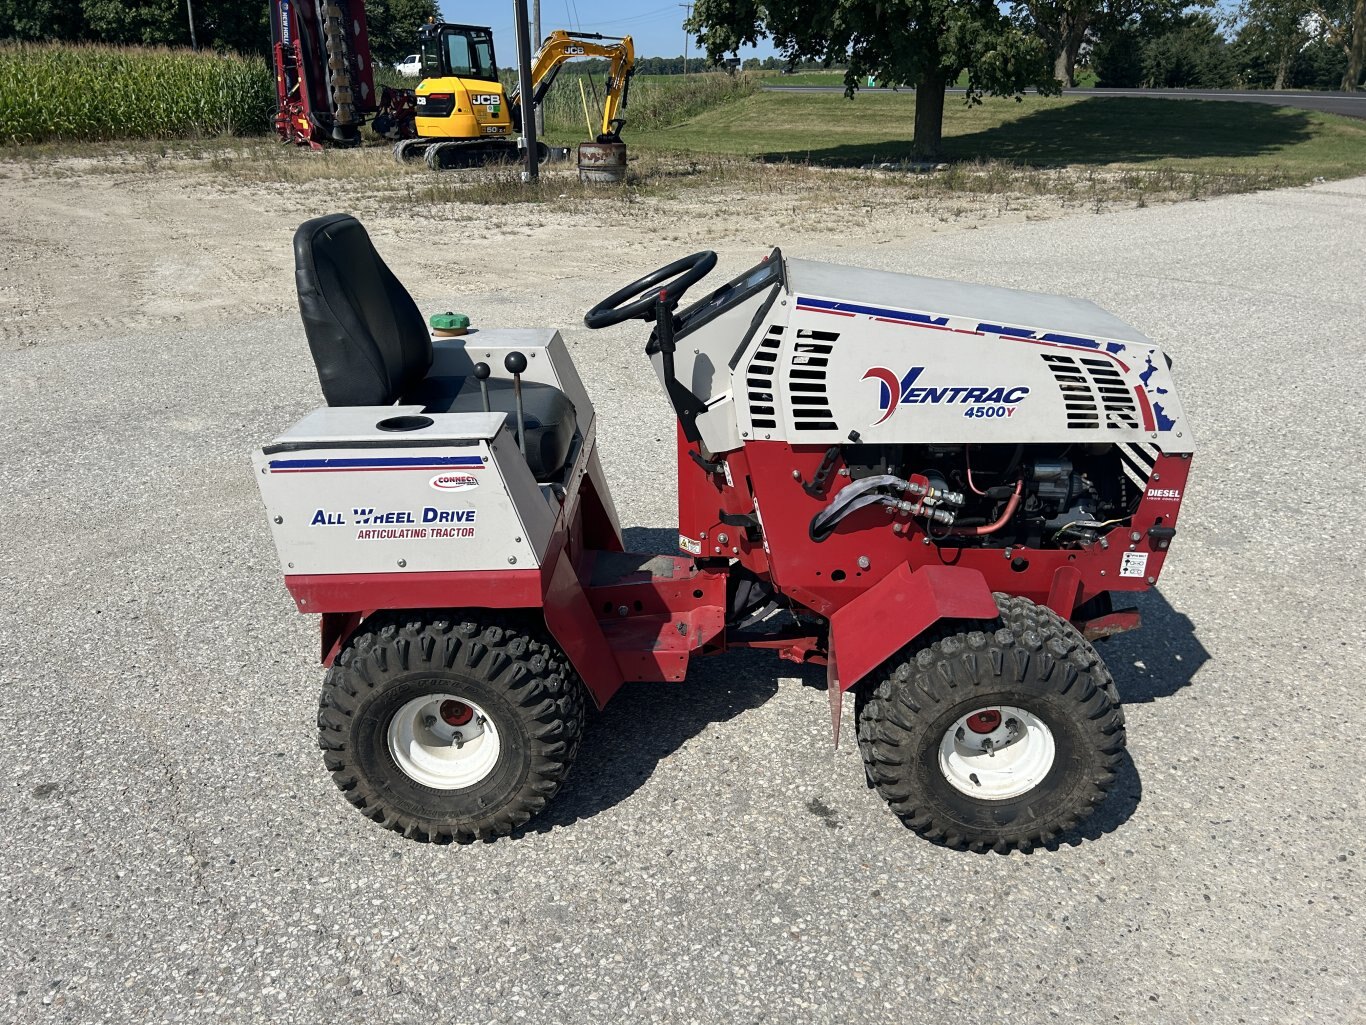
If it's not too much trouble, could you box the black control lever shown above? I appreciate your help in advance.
[802,446,842,498]
[473,362,491,413]
[504,351,527,456]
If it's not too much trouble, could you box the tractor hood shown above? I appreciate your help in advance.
[724,257,1191,453]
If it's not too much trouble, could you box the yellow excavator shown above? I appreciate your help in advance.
[390,25,635,170]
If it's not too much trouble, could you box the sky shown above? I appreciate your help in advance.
[438,1,781,61]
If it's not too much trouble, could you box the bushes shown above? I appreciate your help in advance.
[0,42,272,144]
[1094,15,1234,89]
[1142,19,1235,88]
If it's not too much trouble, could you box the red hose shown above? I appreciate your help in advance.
[965,447,989,496]
[951,478,1023,536]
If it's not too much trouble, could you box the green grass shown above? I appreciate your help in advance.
[757,69,1100,89]
[631,90,1366,181]
[0,42,272,144]
[499,69,757,140]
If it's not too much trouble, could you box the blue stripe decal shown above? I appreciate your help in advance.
[797,295,1127,356]
[795,295,949,327]
[269,455,484,470]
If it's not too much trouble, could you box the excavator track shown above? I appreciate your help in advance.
[392,137,432,164]
[423,138,520,170]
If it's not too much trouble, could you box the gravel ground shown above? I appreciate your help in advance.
[2,177,1364,1024]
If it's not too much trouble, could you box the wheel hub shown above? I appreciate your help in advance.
[938,705,1055,801]
[440,699,475,727]
[387,694,500,790]
[965,710,1002,734]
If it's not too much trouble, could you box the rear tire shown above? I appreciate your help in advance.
[855,595,1125,853]
[318,613,584,842]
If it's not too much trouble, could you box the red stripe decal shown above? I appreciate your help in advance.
[1133,386,1156,431]
[796,306,856,317]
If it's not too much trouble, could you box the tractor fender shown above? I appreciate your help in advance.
[828,564,999,693]
[317,548,627,710]
[542,546,626,710]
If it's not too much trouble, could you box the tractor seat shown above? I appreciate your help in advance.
[292,213,577,481]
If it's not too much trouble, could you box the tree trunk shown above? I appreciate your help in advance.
[1053,49,1071,85]
[913,69,947,159]
[1273,53,1289,90]
[1345,0,1366,91]
[1052,12,1089,87]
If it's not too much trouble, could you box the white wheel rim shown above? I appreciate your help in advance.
[937,705,1056,801]
[387,694,501,790]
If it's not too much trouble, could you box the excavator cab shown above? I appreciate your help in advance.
[411,22,514,153]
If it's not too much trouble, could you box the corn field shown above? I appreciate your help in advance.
[0,42,753,147]
[0,43,273,144]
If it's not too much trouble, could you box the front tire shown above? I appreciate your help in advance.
[856,596,1125,853]
[318,614,584,842]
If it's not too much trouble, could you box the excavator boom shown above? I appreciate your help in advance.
[513,31,636,141]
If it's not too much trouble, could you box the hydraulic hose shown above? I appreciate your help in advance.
[951,479,1023,536]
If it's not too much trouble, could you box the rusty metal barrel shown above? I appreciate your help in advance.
[577,141,627,183]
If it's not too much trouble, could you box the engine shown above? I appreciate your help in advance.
[832,442,1147,549]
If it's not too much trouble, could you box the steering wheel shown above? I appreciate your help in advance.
[583,251,718,329]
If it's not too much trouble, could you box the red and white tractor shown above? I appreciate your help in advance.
[254,215,1192,852]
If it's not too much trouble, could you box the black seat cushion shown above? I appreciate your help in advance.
[405,376,578,482]
[294,214,431,406]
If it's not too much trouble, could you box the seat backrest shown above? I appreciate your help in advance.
[293,214,432,407]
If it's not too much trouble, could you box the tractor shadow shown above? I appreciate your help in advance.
[531,648,797,833]
[1056,586,1208,847]
[1100,587,1208,705]
[532,526,798,833]
[535,528,1207,844]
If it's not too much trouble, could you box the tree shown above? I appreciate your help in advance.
[1015,0,1096,85]
[688,0,1058,157]
[1348,0,1366,87]
[1093,23,1146,83]
[1308,0,1366,88]
[363,0,439,67]
[1236,0,1315,87]
[0,0,83,40]
[1142,12,1234,85]
[1013,0,1201,86]
[80,0,182,45]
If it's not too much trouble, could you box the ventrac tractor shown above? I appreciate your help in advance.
[253,215,1192,852]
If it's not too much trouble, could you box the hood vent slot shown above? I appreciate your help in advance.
[1043,352,1139,429]
[745,326,782,430]
[788,328,837,431]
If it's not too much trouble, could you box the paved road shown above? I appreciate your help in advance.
[3,179,1366,1024]
[767,83,1366,119]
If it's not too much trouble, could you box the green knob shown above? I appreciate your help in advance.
[429,311,470,330]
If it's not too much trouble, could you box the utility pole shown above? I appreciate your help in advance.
[513,0,539,182]
[186,0,198,49]
[532,0,544,136]
[678,3,692,76]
